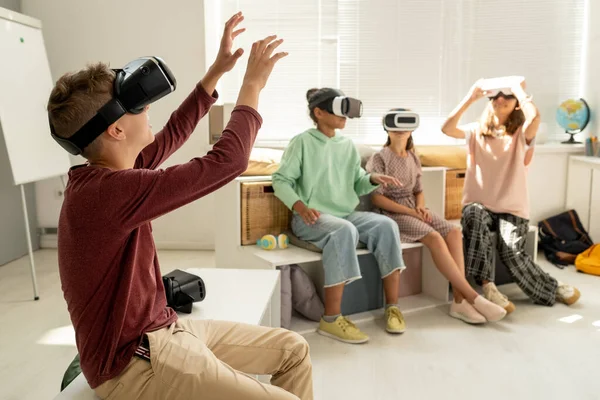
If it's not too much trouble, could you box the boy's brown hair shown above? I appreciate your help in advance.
[47,62,116,157]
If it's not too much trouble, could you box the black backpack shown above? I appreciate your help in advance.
[538,210,593,268]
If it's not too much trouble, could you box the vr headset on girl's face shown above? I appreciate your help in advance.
[50,56,177,155]
[308,89,363,119]
[383,109,419,132]
[481,76,524,100]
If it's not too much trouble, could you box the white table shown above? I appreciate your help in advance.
[54,268,281,400]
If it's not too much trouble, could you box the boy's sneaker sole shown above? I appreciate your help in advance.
[385,326,406,334]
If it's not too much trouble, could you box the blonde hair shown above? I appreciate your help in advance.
[479,101,525,136]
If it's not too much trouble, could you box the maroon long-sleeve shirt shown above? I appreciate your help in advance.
[57,83,262,388]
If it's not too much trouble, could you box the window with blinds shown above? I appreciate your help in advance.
[210,0,339,145]
[208,0,585,145]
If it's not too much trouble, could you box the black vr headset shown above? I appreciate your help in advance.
[308,88,363,119]
[383,109,419,131]
[50,57,177,155]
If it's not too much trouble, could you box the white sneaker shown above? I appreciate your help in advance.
[556,282,581,305]
[449,300,486,324]
[483,282,516,314]
[473,295,507,322]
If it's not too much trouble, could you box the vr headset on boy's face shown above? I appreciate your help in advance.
[383,109,419,132]
[309,89,363,119]
[50,56,177,155]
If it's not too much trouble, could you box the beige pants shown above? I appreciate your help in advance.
[94,320,313,400]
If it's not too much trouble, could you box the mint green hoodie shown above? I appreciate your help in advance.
[272,128,378,218]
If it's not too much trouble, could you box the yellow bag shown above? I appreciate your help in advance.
[575,244,600,276]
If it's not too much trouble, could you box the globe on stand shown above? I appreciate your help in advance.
[555,98,590,144]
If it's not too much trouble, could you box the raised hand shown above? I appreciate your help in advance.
[467,79,486,103]
[236,35,288,109]
[213,12,246,73]
[243,35,288,89]
[511,78,528,99]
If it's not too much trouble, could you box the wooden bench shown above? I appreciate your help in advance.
[213,172,539,333]
[214,170,452,330]
[250,241,452,333]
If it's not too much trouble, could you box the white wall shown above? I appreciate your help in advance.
[21,0,593,251]
[0,0,42,268]
[0,0,18,12]
[583,0,599,136]
[528,148,585,225]
[23,0,217,249]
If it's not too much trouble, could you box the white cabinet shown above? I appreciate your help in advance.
[566,156,600,240]
[590,168,600,240]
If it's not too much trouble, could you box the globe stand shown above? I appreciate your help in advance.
[562,131,582,144]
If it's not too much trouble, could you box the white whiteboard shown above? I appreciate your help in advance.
[0,7,71,185]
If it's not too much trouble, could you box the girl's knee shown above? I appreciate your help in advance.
[446,228,462,241]
[462,203,486,221]
[423,231,444,246]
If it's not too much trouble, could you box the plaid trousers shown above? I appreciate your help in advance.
[461,203,558,306]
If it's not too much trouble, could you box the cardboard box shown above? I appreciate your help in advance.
[208,103,235,144]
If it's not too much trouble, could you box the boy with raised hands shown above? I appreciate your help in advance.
[48,12,313,400]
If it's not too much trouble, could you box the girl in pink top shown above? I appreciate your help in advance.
[441,79,580,312]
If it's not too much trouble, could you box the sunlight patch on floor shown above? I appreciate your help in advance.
[558,314,583,324]
[37,325,76,346]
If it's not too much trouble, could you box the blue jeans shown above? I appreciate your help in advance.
[291,211,405,287]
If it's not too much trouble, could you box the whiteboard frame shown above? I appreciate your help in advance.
[0,6,42,30]
[0,6,71,185]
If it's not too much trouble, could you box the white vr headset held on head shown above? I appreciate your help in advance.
[480,75,524,98]
[383,109,419,131]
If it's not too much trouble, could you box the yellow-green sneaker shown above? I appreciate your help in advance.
[385,306,406,333]
[317,316,369,344]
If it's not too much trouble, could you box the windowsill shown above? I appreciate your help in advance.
[204,141,586,155]
[528,142,585,154]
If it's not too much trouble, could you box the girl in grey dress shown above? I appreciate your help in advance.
[366,109,507,324]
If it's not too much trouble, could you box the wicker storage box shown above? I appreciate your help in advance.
[445,169,466,220]
[240,181,292,245]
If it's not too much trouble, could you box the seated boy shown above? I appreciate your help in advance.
[48,13,312,400]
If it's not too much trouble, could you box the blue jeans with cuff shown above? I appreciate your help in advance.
[291,211,405,287]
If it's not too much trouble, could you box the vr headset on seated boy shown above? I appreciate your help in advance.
[383,109,419,132]
[50,56,177,155]
[308,88,363,119]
